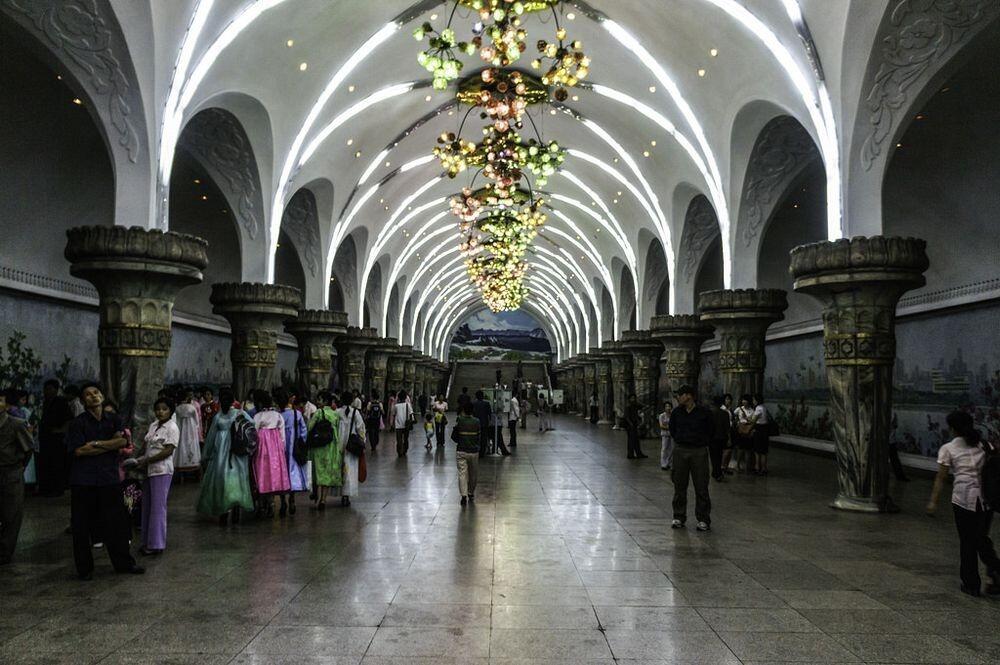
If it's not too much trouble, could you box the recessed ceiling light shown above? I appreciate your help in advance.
[286,39,294,47]
[385,161,391,167]
[71,98,83,105]
[430,13,438,20]
[347,138,354,146]
[299,62,308,71]
[613,199,619,204]
[643,150,650,157]
[200,195,208,201]
[648,86,656,93]
[697,68,706,77]
[425,95,432,102]
[650,140,657,147]
[56,75,62,80]
[567,12,575,20]
[348,85,356,92]
[355,150,362,158]
[616,191,622,196]
[572,95,579,101]
[379,198,385,204]
[194,179,201,184]
[550,109,557,115]
[710,48,718,57]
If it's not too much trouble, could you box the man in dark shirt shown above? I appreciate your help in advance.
[457,387,471,411]
[454,403,481,505]
[623,394,647,459]
[472,390,492,458]
[66,382,143,579]
[668,385,713,531]
[0,390,34,564]
[38,379,73,497]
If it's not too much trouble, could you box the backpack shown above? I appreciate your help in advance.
[230,414,258,457]
[307,411,335,449]
[368,402,383,423]
[982,442,1000,512]
[345,408,365,457]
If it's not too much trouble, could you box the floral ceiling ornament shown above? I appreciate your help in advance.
[416,0,587,311]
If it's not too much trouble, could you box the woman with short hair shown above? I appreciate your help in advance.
[135,397,178,555]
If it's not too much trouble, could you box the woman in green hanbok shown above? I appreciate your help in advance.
[197,388,254,524]
[308,391,342,510]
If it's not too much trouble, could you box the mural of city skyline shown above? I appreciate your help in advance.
[449,310,552,361]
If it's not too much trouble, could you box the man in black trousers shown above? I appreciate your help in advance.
[623,394,647,459]
[668,385,714,532]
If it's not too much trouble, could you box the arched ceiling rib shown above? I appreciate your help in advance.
[154,0,840,358]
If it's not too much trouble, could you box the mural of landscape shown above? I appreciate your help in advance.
[703,302,1000,459]
[449,310,552,361]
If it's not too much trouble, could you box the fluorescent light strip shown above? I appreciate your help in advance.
[379,217,453,332]
[536,245,618,341]
[397,245,461,341]
[422,276,475,351]
[408,259,466,344]
[531,248,604,344]
[550,178,634,268]
[428,287,477,354]
[531,263,591,353]
[527,275,580,353]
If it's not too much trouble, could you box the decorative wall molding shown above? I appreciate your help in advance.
[181,108,263,240]
[280,189,321,278]
[2,0,142,164]
[679,195,719,283]
[861,0,999,171]
[739,116,820,248]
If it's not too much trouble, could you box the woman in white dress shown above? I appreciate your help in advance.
[338,392,367,507]
[173,391,201,470]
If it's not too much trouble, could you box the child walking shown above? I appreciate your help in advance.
[423,412,435,452]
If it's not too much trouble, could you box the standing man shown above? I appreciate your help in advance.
[624,394,647,459]
[508,392,520,448]
[0,390,33,564]
[472,390,492,458]
[668,385,713,532]
[66,382,144,579]
[457,387,471,412]
[37,379,73,497]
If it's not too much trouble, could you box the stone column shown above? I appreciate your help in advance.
[622,330,664,436]
[365,337,395,402]
[210,283,302,399]
[403,354,419,398]
[578,354,595,420]
[285,310,348,398]
[698,289,788,399]
[590,348,613,425]
[605,341,635,427]
[650,315,714,399]
[335,326,378,395]
[387,345,410,400]
[791,236,928,513]
[65,226,207,430]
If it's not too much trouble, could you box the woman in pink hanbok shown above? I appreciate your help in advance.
[251,390,290,517]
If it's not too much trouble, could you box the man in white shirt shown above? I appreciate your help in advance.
[392,393,413,457]
[508,394,520,448]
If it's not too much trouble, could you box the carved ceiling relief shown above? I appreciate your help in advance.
[680,196,720,283]
[861,0,999,171]
[333,240,358,300]
[182,108,263,240]
[281,190,321,278]
[739,117,819,248]
[2,0,142,163]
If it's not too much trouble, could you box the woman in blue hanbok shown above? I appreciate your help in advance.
[196,388,254,525]
[274,387,308,517]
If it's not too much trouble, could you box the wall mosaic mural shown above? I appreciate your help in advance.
[449,310,552,361]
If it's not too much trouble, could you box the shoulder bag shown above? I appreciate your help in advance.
[345,408,366,457]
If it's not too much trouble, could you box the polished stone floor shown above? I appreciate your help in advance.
[2,415,998,664]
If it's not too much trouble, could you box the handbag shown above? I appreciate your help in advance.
[345,408,365,457]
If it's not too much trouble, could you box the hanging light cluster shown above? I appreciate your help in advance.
[416,0,587,311]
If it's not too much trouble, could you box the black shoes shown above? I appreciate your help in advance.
[960,584,982,597]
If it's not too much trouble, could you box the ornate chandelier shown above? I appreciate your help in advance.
[416,0,587,311]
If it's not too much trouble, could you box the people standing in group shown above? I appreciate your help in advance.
[307,391,342,510]
[708,396,731,482]
[37,379,73,497]
[454,403,481,506]
[733,395,756,474]
[720,394,736,475]
[392,390,413,457]
[65,383,143,579]
[197,388,254,525]
[508,392,520,448]
[928,410,1000,597]
[659,399,673,471]
[131,397,178,556]
[623,394,647,459]
[276,388,308,517]
[251,390,290,518]
[173,389,201,471]
[339,393,366,507]
[752,394,771,476]
[432,394,448,448]
[0,389,33,564]
[668,385,713,532]
[365,391,383,453]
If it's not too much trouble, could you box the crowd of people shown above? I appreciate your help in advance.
[1,377,998,597]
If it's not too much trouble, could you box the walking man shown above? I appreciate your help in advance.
[454,403,481,506]
[508,392,520,448]
[472,391,493,457]
[0,390,33,564]
[668,385,713,531]
[624,394,647,459]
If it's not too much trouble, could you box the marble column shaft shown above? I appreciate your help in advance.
[210,282,302,400]
[698,289,788,400]
[791,236,928,513]
[66,226,207,431]
[285,309,348,398]
[403,355,418,398]
[365,338,395,402]
[605,341,635,427]
[335,326,378,396]
[387,346,410,401]
[578,354,595,420]
[650,314,714,399]
[622,330,664,436]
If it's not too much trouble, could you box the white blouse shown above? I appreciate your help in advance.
[937,437,986,511]
[144,419,180,477]
[254,409,284,431]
